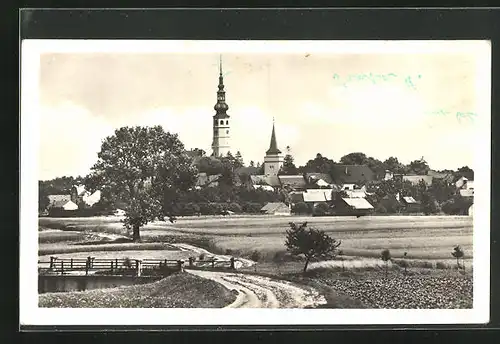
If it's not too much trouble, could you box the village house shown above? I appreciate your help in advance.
[51,199,79,211]
[278,175,308,191]
[427,170,455,184]
[194,173,222,189]
[330,165,376,187]
[330,195,374,216]
[47,194,72,209]
[399,195,421,213]
[401,175,434,187]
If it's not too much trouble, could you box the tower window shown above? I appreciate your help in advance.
[220,120,224,125]
[226,120,229,125]
[226,130,229,134]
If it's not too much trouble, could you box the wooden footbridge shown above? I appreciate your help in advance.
[38,256,238,276]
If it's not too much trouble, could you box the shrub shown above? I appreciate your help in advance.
[436,261,448,269]
[285,221,341,272]
[381,249,391,278]
[227,202,242,213]
[250,250,262,262]
[314,202,330,216]
[291,202,310,215]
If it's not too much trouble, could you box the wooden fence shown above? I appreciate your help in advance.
[38,256,236,276]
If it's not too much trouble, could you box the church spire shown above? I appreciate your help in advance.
[214,55,229,117]
[266,119,281,155]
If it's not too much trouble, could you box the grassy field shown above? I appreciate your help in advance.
[38,272,237,308]
[37,215,474,309]
[39,215,473,264]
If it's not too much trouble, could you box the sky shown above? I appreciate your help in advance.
[34,41,489,180]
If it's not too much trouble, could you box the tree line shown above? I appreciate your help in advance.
[39,126,474,240]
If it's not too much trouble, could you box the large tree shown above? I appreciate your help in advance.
[301,153,336,175]
[339,152,368,165]
[86,126,197,241]
[280,147,299,175]
[407,158,430,175]
[383,156,407,174]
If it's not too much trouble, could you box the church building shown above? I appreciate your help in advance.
[263,119,284,175]
[211,57,231,157]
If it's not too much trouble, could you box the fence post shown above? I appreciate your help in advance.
[230,257,235,270]
[136,260,142,277]
[50,256,56,269]
[211,259,215,269]
[188,257,194,267]
[61,261,64,275]
[70,258,73,269]
[177,260,184,272]
[85,257,90,276]
[111,261,114,273]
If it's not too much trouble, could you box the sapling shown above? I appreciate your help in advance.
[381,249,391,278]
[451,245,464,271]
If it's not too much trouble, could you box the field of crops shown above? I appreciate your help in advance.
[304,269,473,309]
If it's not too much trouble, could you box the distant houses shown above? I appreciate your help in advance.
[45,184,101,214]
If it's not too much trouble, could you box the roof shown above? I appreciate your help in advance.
[83,190,101,206]
[459,189,474,197]
[278,175,307,189]
[52,200,78,209]
[48,194,71,205]
[236,166,260,176]
[302,189,332,203]
[306,173,333,184]
[344,189,367,198]
[402,175,434,186]
[261,202,289,213]
[251,175,281,187]
[331,165,375,184]
[266,123,282,155]
[427,170,454,182]
[253,185,275,192]
[341,197,374,210]
[402,196,418,204]
[195,173,221,187]
[72,185,88,197]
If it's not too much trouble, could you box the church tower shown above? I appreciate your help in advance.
[211,56,231,157]
[264,119,284,175]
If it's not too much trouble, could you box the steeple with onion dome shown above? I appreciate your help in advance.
[211,55,231,157]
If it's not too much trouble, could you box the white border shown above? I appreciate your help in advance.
[20,40,491,326]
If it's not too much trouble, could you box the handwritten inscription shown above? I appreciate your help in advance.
[425,110,477,124]
[333,73,422,90]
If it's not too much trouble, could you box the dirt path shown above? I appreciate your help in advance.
[188,269,326,308]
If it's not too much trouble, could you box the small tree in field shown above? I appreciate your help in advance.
[451,245,465,270]
[381,249,391,278]
[284,222,341,272]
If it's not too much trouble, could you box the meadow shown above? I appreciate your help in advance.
[39,214,473,264]
[37,215,474,309]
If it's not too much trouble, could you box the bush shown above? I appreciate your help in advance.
[242,202,264,214]
[227,202,242,213]
[314,202,330,216]
[250,250,262,262]
[436,261,449,269]
[292,202,310,215]
[375,203,387,214]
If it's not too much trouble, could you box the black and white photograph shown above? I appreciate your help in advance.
[20,39,491,326]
